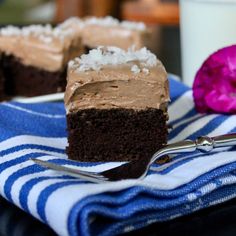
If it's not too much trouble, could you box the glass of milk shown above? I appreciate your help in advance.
[180,0,236,86]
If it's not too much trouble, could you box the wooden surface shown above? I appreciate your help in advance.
[56,0,179,25]
[55,0,119,22]
[122,0,179,25]
[56,0,85,22]
[88,0,119,17]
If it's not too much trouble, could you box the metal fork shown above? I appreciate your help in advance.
[32,133,236,183]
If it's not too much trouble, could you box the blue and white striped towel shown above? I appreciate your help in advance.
[0,75,236,236]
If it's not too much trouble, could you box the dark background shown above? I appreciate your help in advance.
[0,195,235,236]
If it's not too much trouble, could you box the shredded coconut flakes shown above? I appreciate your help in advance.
[85,16,119,27]
[0,16,146,44]
[131,65,141,74]
[142,68,150,75]
[0,23,75,43]
[69,46,157,74]
[84,16,146,31]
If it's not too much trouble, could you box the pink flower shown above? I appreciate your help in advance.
[193,45,236,114]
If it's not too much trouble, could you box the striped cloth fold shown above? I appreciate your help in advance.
[0,75,236,236]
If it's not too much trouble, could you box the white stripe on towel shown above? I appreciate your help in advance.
[1,103,65,118]
[168,91,194,123]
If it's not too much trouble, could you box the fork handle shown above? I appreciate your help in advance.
[151,133,236,166]
[196,133,236,152]
[160,133,236,156]
[212,133,236,148]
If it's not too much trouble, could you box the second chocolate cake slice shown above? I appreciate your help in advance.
[0,23,84,97]
[65,47,170,162]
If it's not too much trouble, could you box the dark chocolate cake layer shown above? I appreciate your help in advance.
[2,54,67,97]
[0,59,5,101]
[66,108,168,162]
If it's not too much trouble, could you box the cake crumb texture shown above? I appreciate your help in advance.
[66,108,168,162]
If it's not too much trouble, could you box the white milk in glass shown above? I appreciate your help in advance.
[180,0,236,86]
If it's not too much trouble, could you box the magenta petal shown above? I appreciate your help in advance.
[206,91,236,113]
[193,45,236,114]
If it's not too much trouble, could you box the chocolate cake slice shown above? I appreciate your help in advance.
[0,24,84,97]
[82,16,150,50]
[65,47,169,162]
[62,16,150,51]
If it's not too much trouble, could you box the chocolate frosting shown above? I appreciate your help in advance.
[65,47,169,113]
[0,17,149,71]
[0,25,84,72]
[81,25,149,50]
[57,16,150,50]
